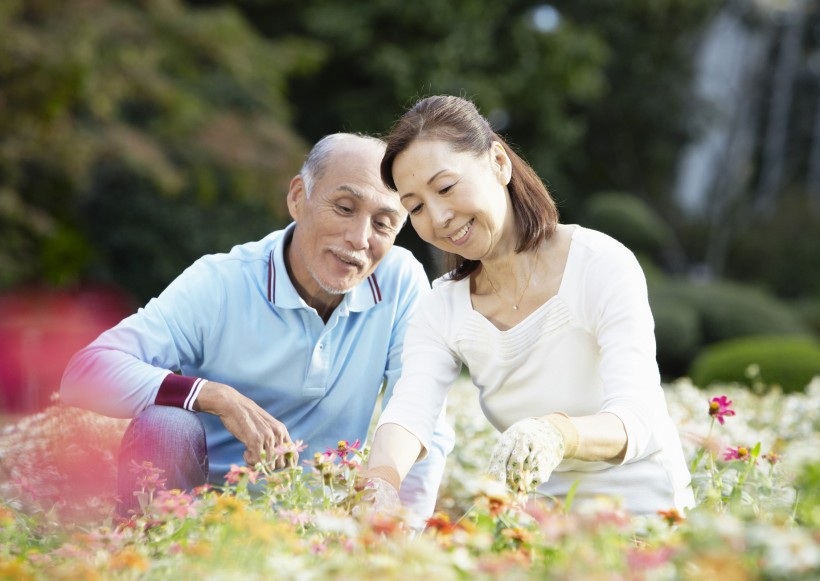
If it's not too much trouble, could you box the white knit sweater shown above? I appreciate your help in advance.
[378,226,694,514]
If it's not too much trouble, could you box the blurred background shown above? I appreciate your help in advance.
[1,0,819,415]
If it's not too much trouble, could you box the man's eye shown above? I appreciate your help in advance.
[336,204,353,214]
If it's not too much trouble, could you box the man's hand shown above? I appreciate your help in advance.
[487,417,565,494]
[194,381,293,469]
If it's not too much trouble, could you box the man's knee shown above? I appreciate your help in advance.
[125,405,206,450]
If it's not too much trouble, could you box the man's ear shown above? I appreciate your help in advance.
[287,175,306,221]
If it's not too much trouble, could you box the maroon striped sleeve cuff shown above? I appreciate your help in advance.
[155,374,208,411]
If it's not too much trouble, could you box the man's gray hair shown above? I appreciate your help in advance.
[300,133,386,196]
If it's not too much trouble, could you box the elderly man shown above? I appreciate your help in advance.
[61,133,453,518]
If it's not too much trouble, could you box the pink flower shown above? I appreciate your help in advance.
[627,546,675,569]
[273,440,308,468]
[708,396,736,425]
[333,439,361,456]
[723,446,751,462]
[224,464,260,485]
[192,483,213,496]
[152,489,198,520]
[278,509,311,526]
[763,452,780,465]
[129,461,167,493]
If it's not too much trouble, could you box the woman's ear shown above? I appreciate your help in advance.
[491,141,512,186]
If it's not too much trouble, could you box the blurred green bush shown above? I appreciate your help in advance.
[650,279,812,378]
[582,191,673,260]
[689,335,820,393]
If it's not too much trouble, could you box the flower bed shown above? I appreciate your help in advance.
[1,377,819,580]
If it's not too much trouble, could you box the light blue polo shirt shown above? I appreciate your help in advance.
[61,223,453,516]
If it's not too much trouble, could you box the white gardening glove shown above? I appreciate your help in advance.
[487,417,567,494]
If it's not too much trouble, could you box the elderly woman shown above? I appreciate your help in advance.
[362,95,693,516]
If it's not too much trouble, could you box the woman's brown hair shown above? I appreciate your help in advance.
[381,95,559,280]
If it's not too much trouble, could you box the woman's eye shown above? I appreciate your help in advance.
[409,204,423,215]
[439,184,453,194]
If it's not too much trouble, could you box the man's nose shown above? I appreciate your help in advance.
[345,216,371,250]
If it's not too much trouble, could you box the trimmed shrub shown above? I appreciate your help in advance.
[648,278,812,380]
[650,296,701,379]
[689,335,820,393]
[650,279,810,345]
[794,297,820,336]
[582,191,672,259]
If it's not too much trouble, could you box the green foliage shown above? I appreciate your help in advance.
[725,194,820,299]
[650,296,701,378]
[553,0,721,210]
[795,461,820,528]
[794,297,820,336]
[581,191,673,258]
[0,0,317,300]
[201,0,720,265]
[649,278,811,378]
[651,279,810,344]
[231,0,611,194]
[689,335,820,393]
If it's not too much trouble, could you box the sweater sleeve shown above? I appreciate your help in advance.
[584,241,667,464]
[60,259,222,418]
[377,280,462,458]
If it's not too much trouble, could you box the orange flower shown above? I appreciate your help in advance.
[109,547,150,573]
[657,508,685,526]
[425,512,463,536]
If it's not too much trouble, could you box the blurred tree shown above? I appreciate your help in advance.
[553,0,720,215]
[188,0,719,267]
[0,0,320,302]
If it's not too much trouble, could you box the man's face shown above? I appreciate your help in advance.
[287,140,406,300]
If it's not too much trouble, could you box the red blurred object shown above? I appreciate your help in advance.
[0,285,134,413]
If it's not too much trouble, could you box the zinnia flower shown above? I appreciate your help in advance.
[708,396,736,425]
[657,508,685,526]
[723,446,750,462]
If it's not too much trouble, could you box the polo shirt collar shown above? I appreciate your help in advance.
[267,222,384,314]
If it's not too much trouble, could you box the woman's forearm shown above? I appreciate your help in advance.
[366,423,424,485]
[544,412,627,463]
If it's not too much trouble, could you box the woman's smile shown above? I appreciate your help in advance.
[448,218,474,244]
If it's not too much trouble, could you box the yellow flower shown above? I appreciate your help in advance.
[0,560,35,581]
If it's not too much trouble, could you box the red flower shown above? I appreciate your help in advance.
[708,396,736,425]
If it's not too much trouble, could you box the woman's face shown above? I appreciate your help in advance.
[391,139,514,261]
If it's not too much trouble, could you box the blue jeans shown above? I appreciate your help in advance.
[117,405,208,517]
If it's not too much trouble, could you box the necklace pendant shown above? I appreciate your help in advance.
[513,305,519,310]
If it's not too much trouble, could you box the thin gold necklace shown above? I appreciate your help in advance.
[484,247,540,310]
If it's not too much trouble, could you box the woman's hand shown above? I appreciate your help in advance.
[359,477,402,513]
[488,417,566,493]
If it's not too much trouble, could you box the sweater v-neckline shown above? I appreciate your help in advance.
[464,225,579,334]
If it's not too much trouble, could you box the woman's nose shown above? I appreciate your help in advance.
[430,200,454,229]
